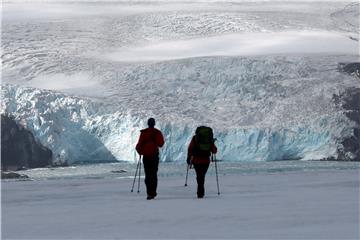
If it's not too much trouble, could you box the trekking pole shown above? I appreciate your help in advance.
[185,164,190,187]
[131,155,141,192]
[137,156,142,193]
[213,154,220,195]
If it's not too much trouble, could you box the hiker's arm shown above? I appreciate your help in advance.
[187,138,194,165]
[156,131,165,147]
[187,137,195,159]
[211,143,217,154]
[135,132,144,154]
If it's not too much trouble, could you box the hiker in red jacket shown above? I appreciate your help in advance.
[187,126,217,198]
[136,118,164,200]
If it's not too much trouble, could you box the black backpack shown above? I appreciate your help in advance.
[193,126,214,157]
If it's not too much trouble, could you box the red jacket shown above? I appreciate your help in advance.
[187,136,217,164]
[136,128,164,157]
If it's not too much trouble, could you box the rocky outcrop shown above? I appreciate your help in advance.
[338,62,360,78]
[1,171,29,179]
[334,63,360,161]
[336,88,360,161]
[1,114,53,171]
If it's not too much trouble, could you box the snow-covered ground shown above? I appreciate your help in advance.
[2,166,360,239]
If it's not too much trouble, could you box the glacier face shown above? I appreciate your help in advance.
[1,0,359,164]
[1,56,357,164]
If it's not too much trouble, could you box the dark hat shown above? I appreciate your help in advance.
[147,118,155,127]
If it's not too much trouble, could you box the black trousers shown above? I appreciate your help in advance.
[193,163,210,197]
[142,155,159,197]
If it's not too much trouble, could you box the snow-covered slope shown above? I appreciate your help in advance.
[1,1,359,164]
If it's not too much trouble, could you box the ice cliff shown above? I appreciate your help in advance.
[2,57,359,164]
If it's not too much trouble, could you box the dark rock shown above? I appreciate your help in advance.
[333,64,360,161]
[336,63,360,160]
[110,170,127,173]
[1,171,29,179]
[341,88,360,113]
[338,62,360,78]
[1,114,53,170]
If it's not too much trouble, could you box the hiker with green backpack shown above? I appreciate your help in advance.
[187,126,217,198]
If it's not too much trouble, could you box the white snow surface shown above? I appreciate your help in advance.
[106,31,358,62]
[2,168,360,239]
[1,1,360,164]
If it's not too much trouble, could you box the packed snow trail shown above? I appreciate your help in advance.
[2,169,359,239]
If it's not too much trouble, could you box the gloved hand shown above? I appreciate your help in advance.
[187,156,191,165]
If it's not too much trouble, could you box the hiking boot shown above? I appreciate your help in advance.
[146,193,157,200]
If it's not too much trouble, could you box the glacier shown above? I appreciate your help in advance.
[1,0,359,164]
[2,55,358,164]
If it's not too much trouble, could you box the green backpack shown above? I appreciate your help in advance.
[193,126,214,157]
